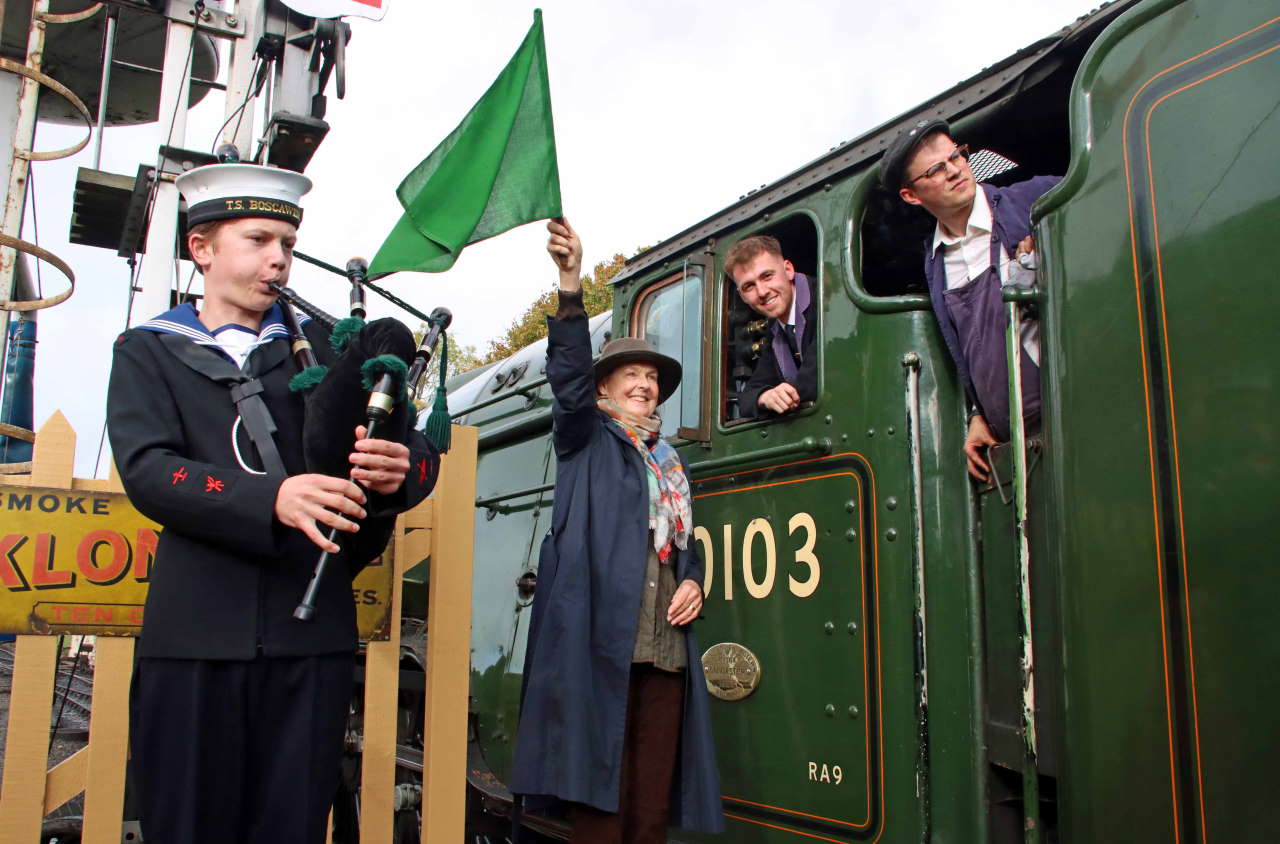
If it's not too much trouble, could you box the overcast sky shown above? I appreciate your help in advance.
[15,0,1105,476]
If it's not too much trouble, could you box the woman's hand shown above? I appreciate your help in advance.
[349,424,411,495]
[667,578,704,626]
[547,216,583,291]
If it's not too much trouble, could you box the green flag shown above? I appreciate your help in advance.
[368,9,561,277]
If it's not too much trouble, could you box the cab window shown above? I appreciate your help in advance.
[721,214,820,424]
[634,262,705,440]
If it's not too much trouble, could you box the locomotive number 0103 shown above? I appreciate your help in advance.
[693,512,821,601]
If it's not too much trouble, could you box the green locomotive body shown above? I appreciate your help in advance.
[411,1,1279,840]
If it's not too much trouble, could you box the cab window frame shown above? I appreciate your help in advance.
[717,210,825,431]
[846,171,934,313]
[629,253,715,443]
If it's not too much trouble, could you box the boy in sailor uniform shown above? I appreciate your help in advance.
[107,163,438,843]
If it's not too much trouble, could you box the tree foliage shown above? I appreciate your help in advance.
[403,251,628,405]
[408,329,483,403]
[479,253,623,365]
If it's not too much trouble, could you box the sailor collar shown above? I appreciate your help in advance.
[136,301,301,476]
[136,302,297,365]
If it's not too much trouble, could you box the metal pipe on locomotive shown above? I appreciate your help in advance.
[268,263,451,622]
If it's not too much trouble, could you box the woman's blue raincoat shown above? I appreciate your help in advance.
[509,310,723,833]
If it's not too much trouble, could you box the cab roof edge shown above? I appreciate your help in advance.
[610,0,1132,288]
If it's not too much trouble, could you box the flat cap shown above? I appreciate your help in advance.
[879,118,950,192]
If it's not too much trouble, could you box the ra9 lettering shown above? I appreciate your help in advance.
[807,761,843,785]
[693,512,821,601]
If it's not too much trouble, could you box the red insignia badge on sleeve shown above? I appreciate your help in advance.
[171,467,188,485]
[205,476,225,494]
[417,458,429,485]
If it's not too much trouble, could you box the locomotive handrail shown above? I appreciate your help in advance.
[457,347,610,421]
[453,374,550,418]
[902,352,933,840]
[687,436,832,475]
[1005,289,1041,844]
[1002,284,1043,304]
[477,411,554,451]
[476,481,554,510]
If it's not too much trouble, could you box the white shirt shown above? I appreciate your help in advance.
[212,324,260,369]
[932,189,1041,366]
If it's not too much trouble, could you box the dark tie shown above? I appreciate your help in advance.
[782,323,800,360]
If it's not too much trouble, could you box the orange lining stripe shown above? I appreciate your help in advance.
[1122,78,1182,844]
[696,470,859,500]
[697,450,874,485]
[697,451,884,841]
[1119,15,1280,842]
[1141,39,1280,843]
[699,470,873,829]
[725,794,869,829]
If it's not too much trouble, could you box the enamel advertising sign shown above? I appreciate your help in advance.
[0,484,393,639]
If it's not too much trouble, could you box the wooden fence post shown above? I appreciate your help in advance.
[358,513,409,844]
[80,635,133,844]
[421,426,478,841]
[0,413,75,843]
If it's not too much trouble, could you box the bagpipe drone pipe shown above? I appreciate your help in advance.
[268,259,452,621]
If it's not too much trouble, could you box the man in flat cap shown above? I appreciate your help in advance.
[725,235,818,418]
[883,120,1060,481]
[107,162,438,843]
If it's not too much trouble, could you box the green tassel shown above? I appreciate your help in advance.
[288,364,328,394]
[360,354,409,402]
[423,332,451,453]
[329,316,366,354]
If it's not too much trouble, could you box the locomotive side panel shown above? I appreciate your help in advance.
[1040,1,1280,840]
[1142,47,1280,839]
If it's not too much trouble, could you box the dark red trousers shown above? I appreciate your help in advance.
[571,663,686,844]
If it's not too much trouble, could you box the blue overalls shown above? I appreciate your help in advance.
[940,233,1041,441]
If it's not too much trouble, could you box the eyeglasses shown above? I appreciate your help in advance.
[909,145,970,184]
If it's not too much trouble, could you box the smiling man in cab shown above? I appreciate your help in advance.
[726,235,818,418]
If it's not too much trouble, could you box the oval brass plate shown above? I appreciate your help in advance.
[701,642,762,701]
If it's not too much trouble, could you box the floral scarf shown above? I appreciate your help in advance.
[598,399,692,563]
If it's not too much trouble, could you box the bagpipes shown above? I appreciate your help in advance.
[267,259,452,622]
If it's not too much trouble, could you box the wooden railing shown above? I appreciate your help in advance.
[0,413,478,843]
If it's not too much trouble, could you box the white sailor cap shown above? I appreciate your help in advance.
[175,163,313,230]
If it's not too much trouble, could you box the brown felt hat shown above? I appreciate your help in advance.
[593,337,682,404]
